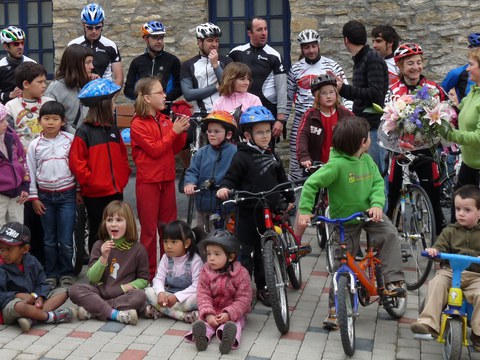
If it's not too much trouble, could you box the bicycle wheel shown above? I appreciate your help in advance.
[186,196,195,226]
[384,292,407,319]
[393,184,434,290]
[283,228,302,290]
[443,318,463,360]
[439,171,456,209]
[73,203,88,275]
[315,193,328,249]
[337,275,356,356]
[264,238,290,334]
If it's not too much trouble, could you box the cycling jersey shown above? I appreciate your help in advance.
[0,55,36,104]
[384,56,399,86]
[68,35,121,81]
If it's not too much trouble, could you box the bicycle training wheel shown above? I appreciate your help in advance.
[337,275,356,356]
[264,238,290,334]
[443,317,463,360]
[393,184,434,290]
[73,203,89,275]
[283,228,302,290]
[186,196,195,226]
[439,171,456,210]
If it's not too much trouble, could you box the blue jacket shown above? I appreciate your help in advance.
[184,142,237,213]
[441,64,474,102]
[0,253,50,309]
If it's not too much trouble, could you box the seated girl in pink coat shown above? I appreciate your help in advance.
[185,230,252,355]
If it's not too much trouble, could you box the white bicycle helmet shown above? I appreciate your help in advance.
[196,22,222,39]
[297,29,320,44]
[81,3,105,25]
[0,26,25,44]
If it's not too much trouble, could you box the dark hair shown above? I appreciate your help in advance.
[371,25,401,51]
[163,220,204,260]
[454,185,480,209]
[14,62,47,89]
[247,17,266,31]
[56,44,94,89]
[83,97,114,126]
[343,20,367,46]
[39,101,66,121]
[332,116,370,155]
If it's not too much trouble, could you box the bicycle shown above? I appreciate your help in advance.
[311,211,407,356]
[224,181,311,334]
[437,147,461,210]
[389,152,436,290]
[72,203,89,275]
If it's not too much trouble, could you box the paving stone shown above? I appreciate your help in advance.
[14,354,41,360]
[98,322,126,333]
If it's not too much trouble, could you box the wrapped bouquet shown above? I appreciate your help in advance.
[377,85,457,153]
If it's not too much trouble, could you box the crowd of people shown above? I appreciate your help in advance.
[1,1,480,354]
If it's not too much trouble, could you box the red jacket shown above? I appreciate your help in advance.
[69,123,131,198]
[130,111,186,184]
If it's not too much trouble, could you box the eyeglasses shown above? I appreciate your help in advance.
[253,129,271,137]
[149,91,165,96]
[86,25,102,31]
[149,35,165,41]
[10,40,24,47]
[319,91,336,97]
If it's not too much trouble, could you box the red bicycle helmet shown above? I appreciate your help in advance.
[394,42,423,63]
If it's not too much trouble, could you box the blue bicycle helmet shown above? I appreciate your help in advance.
[78,78,121,107]
[141,20,166,37]
[81,3,105,25]
[239,106,275,126]
[468,33,480,48]
[121,128,131,144]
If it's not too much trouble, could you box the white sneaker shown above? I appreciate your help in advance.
[17,317,33,332]
[77,306,92,320]
[117,309,138,325]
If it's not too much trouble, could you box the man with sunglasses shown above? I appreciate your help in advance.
[68,3,123,87]
[0,26,36,105]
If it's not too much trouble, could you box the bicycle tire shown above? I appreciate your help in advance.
[443,318,463,360]
[439,170,456,209]
[73,203,88,276]
[264,238,290,334]
[315,195,328,249]
[393,184,434,290]
[325,228,338,274]
[283,229,302,290]
[384,292,407,319]
[337,276,356,356]
[186,196,195,226]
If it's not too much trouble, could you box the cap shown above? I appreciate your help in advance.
[0,222,31,246]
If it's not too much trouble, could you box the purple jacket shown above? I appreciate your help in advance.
[0,127,29,197]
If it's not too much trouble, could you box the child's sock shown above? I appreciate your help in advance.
[45,311,55,323]
[109,309,119,321]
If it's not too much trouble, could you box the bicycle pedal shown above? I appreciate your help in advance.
[297,245,312,257]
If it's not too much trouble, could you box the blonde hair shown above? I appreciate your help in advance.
[469,48,480,69]
[134,76,162,117]
[312,84,341,110]
[218,62,252,96]
[98,201,138,243]
[396,55,424,78]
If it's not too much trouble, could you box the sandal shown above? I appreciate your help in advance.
[184,310,198,324]
[144,304,162,320]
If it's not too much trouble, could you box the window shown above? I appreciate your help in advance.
[0,0,54,79]
[210,0,291,70]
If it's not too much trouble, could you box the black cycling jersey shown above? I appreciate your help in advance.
[0,55,36,104]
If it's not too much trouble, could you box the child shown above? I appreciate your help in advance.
[212,62,262,113]
[216,106,295,307]
[69,201,149,325]
[130,76,190,280]
[410,185,480,350]
[69,78,131,252]
[0,222,75,332]
[185,230,252,354]
[26,101,78,290]
[183,110,237,231]
[0,103,29,225]
[296,117,405,330]
[144,220,204,323]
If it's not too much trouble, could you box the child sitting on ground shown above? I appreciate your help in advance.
[296,117,405,330]
[185,230,252,354]
[410,185,480,351]
[0,222,75,332]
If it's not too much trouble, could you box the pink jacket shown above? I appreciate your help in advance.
[197,260,252,322]
[212,92,262,113]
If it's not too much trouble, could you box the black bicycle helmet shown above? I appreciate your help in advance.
[198,229,241,257]
[310,74,337,94]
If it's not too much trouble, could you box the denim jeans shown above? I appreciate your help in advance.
[368,128,386,175]
[39,188,76,278]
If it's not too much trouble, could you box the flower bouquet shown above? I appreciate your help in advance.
[377,85,457,153]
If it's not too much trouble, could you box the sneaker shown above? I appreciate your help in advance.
[256,288,271,307]
[52,307,76,324]
[219,321,237,354]
[386,281,407,298]
[192,320,208,351]
[77,306,92,320]
[143,304,162,320]
[117,309,138,325]
[59,275,75,289]
[17,317,34,332]
[45,277,57,291]
[323,307,338,330]
[184,310,198,324]
[470,331,480,352]
[410,321,438,337]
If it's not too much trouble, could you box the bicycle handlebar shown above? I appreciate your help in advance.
[221,181,302,206]
[421,251,480,265]
[310,211,370,226]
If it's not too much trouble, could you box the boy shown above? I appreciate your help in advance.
[297,117,405,329]
[183,110,237,231]
[0,222,75,332]
[410,185,480,350]
[217,106,295,307]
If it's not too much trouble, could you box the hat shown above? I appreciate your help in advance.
[0,222,31,246]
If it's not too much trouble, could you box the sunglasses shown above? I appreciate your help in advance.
[10,40,24,47]
[149,35,165,41]
[86,25,102,31]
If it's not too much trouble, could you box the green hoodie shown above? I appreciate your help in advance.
[299,148,385,220]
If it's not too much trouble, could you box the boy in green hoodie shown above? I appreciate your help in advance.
[296,116,405,330]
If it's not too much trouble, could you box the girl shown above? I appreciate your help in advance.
[130,76,190,280]
[69,201,149,325]
[69,78,131,252]
[185,230,252,355]
[144,220,204,323]
[26,101,79,289]
[212,62,262,113]
[45,44,98,133]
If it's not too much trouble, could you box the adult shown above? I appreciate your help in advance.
[229,17,287,141]
[68,3,123,87]
[45,44,96,133]
[0,26,35,105]
[180,22,231,116]
[371,25,401,86]
[386,43,446,235]
[330,20,389,174]
[442,33,480,104]
[286,29,352,180]
[124,20,182,106]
